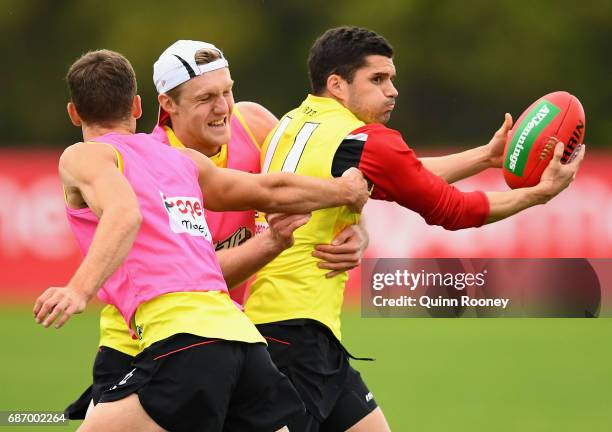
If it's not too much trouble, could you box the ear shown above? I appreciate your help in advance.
[132,95,142,120]
[158,93,177,116]
[66,102,82,126]
[326,74,348,102]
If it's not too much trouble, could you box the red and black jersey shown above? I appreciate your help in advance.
[331,123,489,230]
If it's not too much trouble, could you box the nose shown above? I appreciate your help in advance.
[386,81,398,98]
[213,96,229,114]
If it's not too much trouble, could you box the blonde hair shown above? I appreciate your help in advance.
[166,48,223,102]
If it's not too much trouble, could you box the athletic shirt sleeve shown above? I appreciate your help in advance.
[331,123,490,230]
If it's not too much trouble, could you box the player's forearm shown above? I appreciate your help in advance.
[420,145,492,184]
[68,206,142,300]
[256,173,355,213]
[215,230,284,289]
[485,187,549,224]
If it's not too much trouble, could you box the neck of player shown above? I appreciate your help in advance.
[81,120,135,142]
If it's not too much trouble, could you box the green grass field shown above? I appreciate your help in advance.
[1,307,611,431]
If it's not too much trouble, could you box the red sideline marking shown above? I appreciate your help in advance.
[264,336,291,345]
[154,339,219,361]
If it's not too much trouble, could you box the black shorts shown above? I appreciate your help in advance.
[256,320,378,431]
[98,333,304,432]
[64,346,135,419]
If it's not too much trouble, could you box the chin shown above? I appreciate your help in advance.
[215,133,231,147]
[379,113,392,124]
[204,129,230,145]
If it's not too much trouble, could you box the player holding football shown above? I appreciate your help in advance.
[34,49,369,431]
[247,26,585,431]
[65,40,370,420]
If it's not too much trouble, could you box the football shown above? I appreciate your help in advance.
[503,91,586,189]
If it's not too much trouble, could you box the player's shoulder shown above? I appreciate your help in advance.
[60,141,115,165]
[346,123,403,145]
[234,101,277,126]
[234,101,278,146]
[58,142,122,187]
[235,101,269,116]
[177,146,203,162]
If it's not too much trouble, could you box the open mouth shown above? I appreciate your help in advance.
[208,117,227,128]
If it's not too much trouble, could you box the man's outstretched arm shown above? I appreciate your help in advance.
[183,148,369,214]
[350,124,584,230]
[420,113,512,183]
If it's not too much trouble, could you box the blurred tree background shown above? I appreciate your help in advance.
[1,0,610,149]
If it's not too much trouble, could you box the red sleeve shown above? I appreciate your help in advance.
[351,124,489,230]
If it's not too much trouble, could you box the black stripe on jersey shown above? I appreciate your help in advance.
[173,55,196,78]
[331,138,365,177]
[331,137,374,190]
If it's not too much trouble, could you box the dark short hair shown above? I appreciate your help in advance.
[66,49,137,125]
[308,26,394,95]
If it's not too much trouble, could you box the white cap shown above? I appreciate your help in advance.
[153,40,229,94]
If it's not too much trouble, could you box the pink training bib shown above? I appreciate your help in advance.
[65,132,228,334]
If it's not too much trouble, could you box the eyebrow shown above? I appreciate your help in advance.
[192,92,212,100]
[371,71,395,79]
